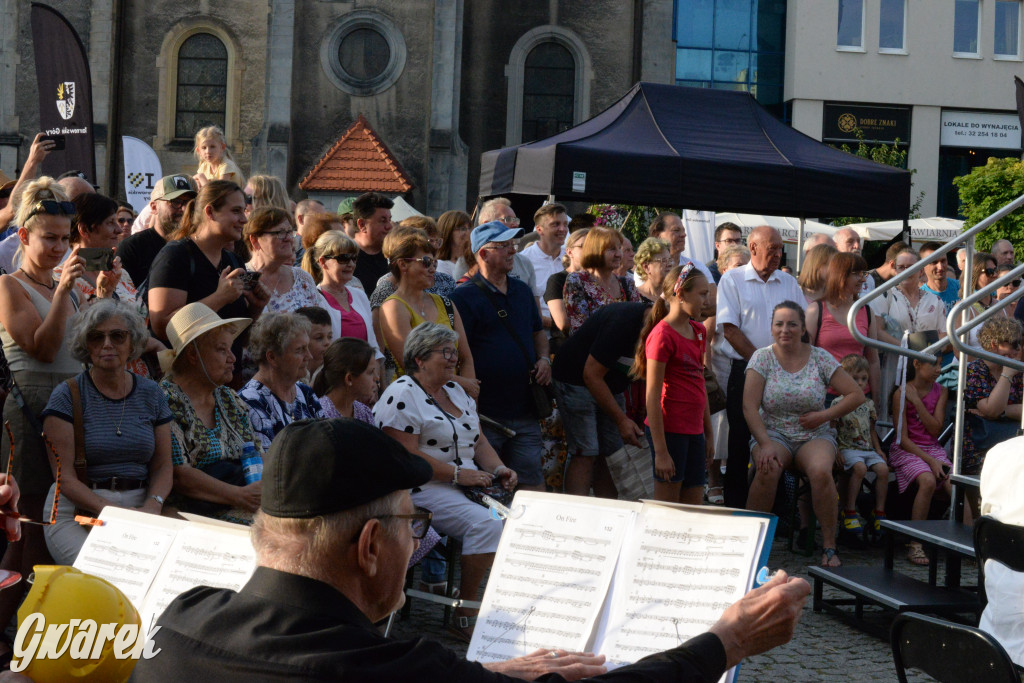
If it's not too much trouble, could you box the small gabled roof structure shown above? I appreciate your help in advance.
[300,115,413,194]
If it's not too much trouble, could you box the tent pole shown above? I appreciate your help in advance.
[796,216,806,274]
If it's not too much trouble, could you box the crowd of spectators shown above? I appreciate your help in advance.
[0,126,1020,663]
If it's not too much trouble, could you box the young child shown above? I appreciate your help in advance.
[888,338,951,566]
[831,354,889,538]
[194,125,246,188]
[295,306,334,384]
[632,263,714,505]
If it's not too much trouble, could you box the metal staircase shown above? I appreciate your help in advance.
[808,194,1024,632]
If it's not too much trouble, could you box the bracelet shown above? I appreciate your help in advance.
[452,464,460,486]
[537,357,551,365]
[1001,372,1015,380]
[493,465,508,476]
[150,494,164,506]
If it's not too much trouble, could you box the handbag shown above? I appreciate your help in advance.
[471,276,555,419]
[704,366,727,416]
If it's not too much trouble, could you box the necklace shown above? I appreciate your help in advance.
[92,369,128,436]
[19,269,55,290]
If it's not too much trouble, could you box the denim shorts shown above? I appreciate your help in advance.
[483,416,544,486]
[554,380,624,458]
[839,448,886,471]
[749,429,837,459]
[645,427,707,486]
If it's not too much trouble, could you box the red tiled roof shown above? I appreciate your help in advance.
[299,115,414,193]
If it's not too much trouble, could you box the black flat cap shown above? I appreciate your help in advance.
[262,419,432,518]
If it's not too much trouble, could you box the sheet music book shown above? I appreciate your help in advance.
[72,507,257,635]
[467,492,775,683]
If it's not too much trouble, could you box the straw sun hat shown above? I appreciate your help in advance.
[157,302,251,374]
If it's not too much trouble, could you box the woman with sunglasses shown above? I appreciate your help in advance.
[957,253,1000,351]
[0,176,85,642]
[368,217,457,302]
[374,322,515,643]
[40,300,172,565]
[244,207,323,314]
[378,228,477,396]
[115,203,135,238]
[305,231,381,362]
[994,263,1021,310]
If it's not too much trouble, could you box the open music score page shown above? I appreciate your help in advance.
[468,492,773,683]
[73,507,256,636]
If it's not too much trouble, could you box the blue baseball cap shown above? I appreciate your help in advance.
[471,220,524,254]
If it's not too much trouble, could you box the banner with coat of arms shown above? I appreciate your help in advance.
[30,3,96,183]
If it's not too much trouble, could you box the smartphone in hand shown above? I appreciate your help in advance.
[78,247,114,272]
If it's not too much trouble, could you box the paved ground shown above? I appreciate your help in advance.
[390,528,978,681]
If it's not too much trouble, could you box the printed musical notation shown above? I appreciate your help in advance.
[595,504,768,681]
[467,494,635,664]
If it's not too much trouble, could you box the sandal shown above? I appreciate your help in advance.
[907,542,930,566]
[821,547,841,568]
[447,610,476,644]
[707,486,724,505]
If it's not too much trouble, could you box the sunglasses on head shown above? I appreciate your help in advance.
[26,200,76,222]
[325,253,357,264]
[85,329,130,346]
[400,256,436,268]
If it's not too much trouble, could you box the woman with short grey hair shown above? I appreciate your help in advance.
[374,322,517,643]
[40,298,173,565]
[68,299,149,364]
[239,312,322,450]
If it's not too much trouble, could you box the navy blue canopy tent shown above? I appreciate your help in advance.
[479,82,911,220]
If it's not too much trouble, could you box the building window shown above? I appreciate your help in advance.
[174,33,228,139]
[674,0,786,113]
[320,10,407,96]
[954,0,981,55]
[837,0,864,49]
[505,26,592,146]
[155,22,243,152]
[995,0,1022,57]
[879,0,906,52]
[521,43,575,143]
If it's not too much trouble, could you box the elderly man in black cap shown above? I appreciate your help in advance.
[130,419,810,682]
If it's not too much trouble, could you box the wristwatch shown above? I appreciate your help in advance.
[150,494,165,505]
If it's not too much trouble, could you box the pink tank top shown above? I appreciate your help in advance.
[904,383,941,448]
[817,303,869,363]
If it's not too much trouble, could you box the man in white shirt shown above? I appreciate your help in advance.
[978,434,1024,667]
[716,225,805,508]
[519,203,568,330]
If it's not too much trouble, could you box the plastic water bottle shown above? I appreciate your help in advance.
[241,442,262,484]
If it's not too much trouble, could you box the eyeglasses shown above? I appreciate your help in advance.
[85,329,130,346]
[324,253,357,264]
[262,229,295,241]
[116,217,133,226]
[427,237,443,249]
[653,257,674,267]
[1008,280,1022,288]
[26,200,76,222]
[399,256,437,268]
[243,194,253,206]
[432,347,458,361]
[4,421,60,526]
[483,241,516,252]
[498,215,521,226]
[353,508,433,541]
[165,197,190,210]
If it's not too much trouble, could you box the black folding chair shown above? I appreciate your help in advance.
[974,515,1024,608]
[890,612,1020,683]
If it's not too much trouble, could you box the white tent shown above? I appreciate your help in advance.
[389,196,424,223]
[714,213,837,244]
[846,217,964,245]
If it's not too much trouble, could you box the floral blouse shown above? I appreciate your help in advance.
[318,394,373,425]
[747,345,840,442]
[261,266,324,314]
[160,379,262,523]
[962,359,1023,473]
[238,379,323,450]
[563,270,642,335]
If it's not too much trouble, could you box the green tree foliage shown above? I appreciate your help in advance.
[586,204,677,246]
[954,156,1024,259]
[830,129,923,226]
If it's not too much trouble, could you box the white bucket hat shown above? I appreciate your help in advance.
[157,302,251,375]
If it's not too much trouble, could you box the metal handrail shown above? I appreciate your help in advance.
[849,193,1024,363]
[946,265,1024,373]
